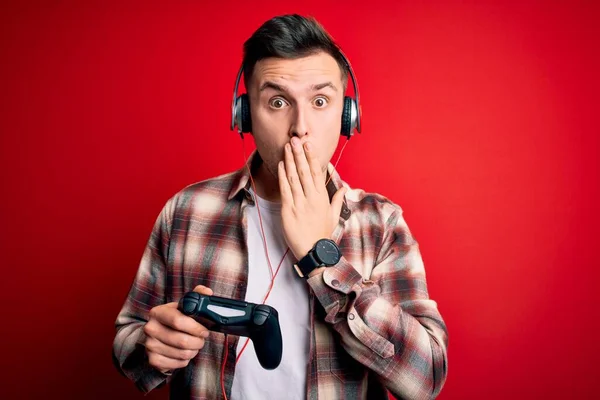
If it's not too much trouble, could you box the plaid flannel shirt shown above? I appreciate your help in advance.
[112,150,448,399]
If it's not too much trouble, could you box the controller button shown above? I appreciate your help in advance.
[253,310,269,326]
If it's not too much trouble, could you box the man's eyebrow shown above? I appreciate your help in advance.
[259,81,288,93]
[311,82,337,91]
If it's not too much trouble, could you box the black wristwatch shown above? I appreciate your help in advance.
[293,239,342,279]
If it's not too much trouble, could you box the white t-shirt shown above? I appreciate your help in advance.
[230,189,310,400]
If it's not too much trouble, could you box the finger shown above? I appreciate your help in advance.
[284,142,305,200]
[149,307,211,339]
[145,336,201,361]
[144,320,208,350]
[278,161,293,207]
[330,186,348,227]
[291,137,315,195]
[303,141,325,190]
[147,351,190,371]
[192,285,214,296]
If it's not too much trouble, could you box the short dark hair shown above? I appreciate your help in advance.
[242,14,348,91]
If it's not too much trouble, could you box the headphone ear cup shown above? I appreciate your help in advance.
[240,94,252,133]
[341,96,356,137]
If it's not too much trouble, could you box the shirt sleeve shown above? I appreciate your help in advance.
[307,208,449,400]
[112,197,176,394]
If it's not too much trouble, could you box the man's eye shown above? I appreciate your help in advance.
[313,97,328,108]
[270,98,287,109]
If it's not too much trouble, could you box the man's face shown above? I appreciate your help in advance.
[248,51,345,179]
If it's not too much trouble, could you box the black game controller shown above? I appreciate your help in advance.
[177,291,283,370]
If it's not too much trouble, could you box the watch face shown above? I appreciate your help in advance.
[314,239,341,265]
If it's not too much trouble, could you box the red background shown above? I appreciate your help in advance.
[1,1,598,399]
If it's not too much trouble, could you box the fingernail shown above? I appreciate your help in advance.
[291,137,299,146]
[304,142,311,151]
[285,143,291,152]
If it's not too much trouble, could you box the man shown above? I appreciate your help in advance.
[112,14,448,400]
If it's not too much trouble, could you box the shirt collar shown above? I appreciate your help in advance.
[227,149,351,220]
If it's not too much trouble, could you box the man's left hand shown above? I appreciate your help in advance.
[278,136,347,263]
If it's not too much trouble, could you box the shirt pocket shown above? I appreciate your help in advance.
[327,328,368,384]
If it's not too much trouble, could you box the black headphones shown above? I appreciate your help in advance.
[230,51,361,139]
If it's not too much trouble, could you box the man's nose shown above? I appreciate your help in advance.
[290,105,309,138]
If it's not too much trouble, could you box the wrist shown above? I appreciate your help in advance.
[294,244,313,261]
[294,236,331,261]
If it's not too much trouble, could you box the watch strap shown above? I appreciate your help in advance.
[294,251,321,278]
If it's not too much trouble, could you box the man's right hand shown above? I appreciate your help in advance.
[143,285,213,374]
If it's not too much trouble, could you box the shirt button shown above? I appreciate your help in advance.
[348,313,355,320]
[331,279,340,287]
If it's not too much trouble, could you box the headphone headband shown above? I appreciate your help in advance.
[231,63,245,132]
